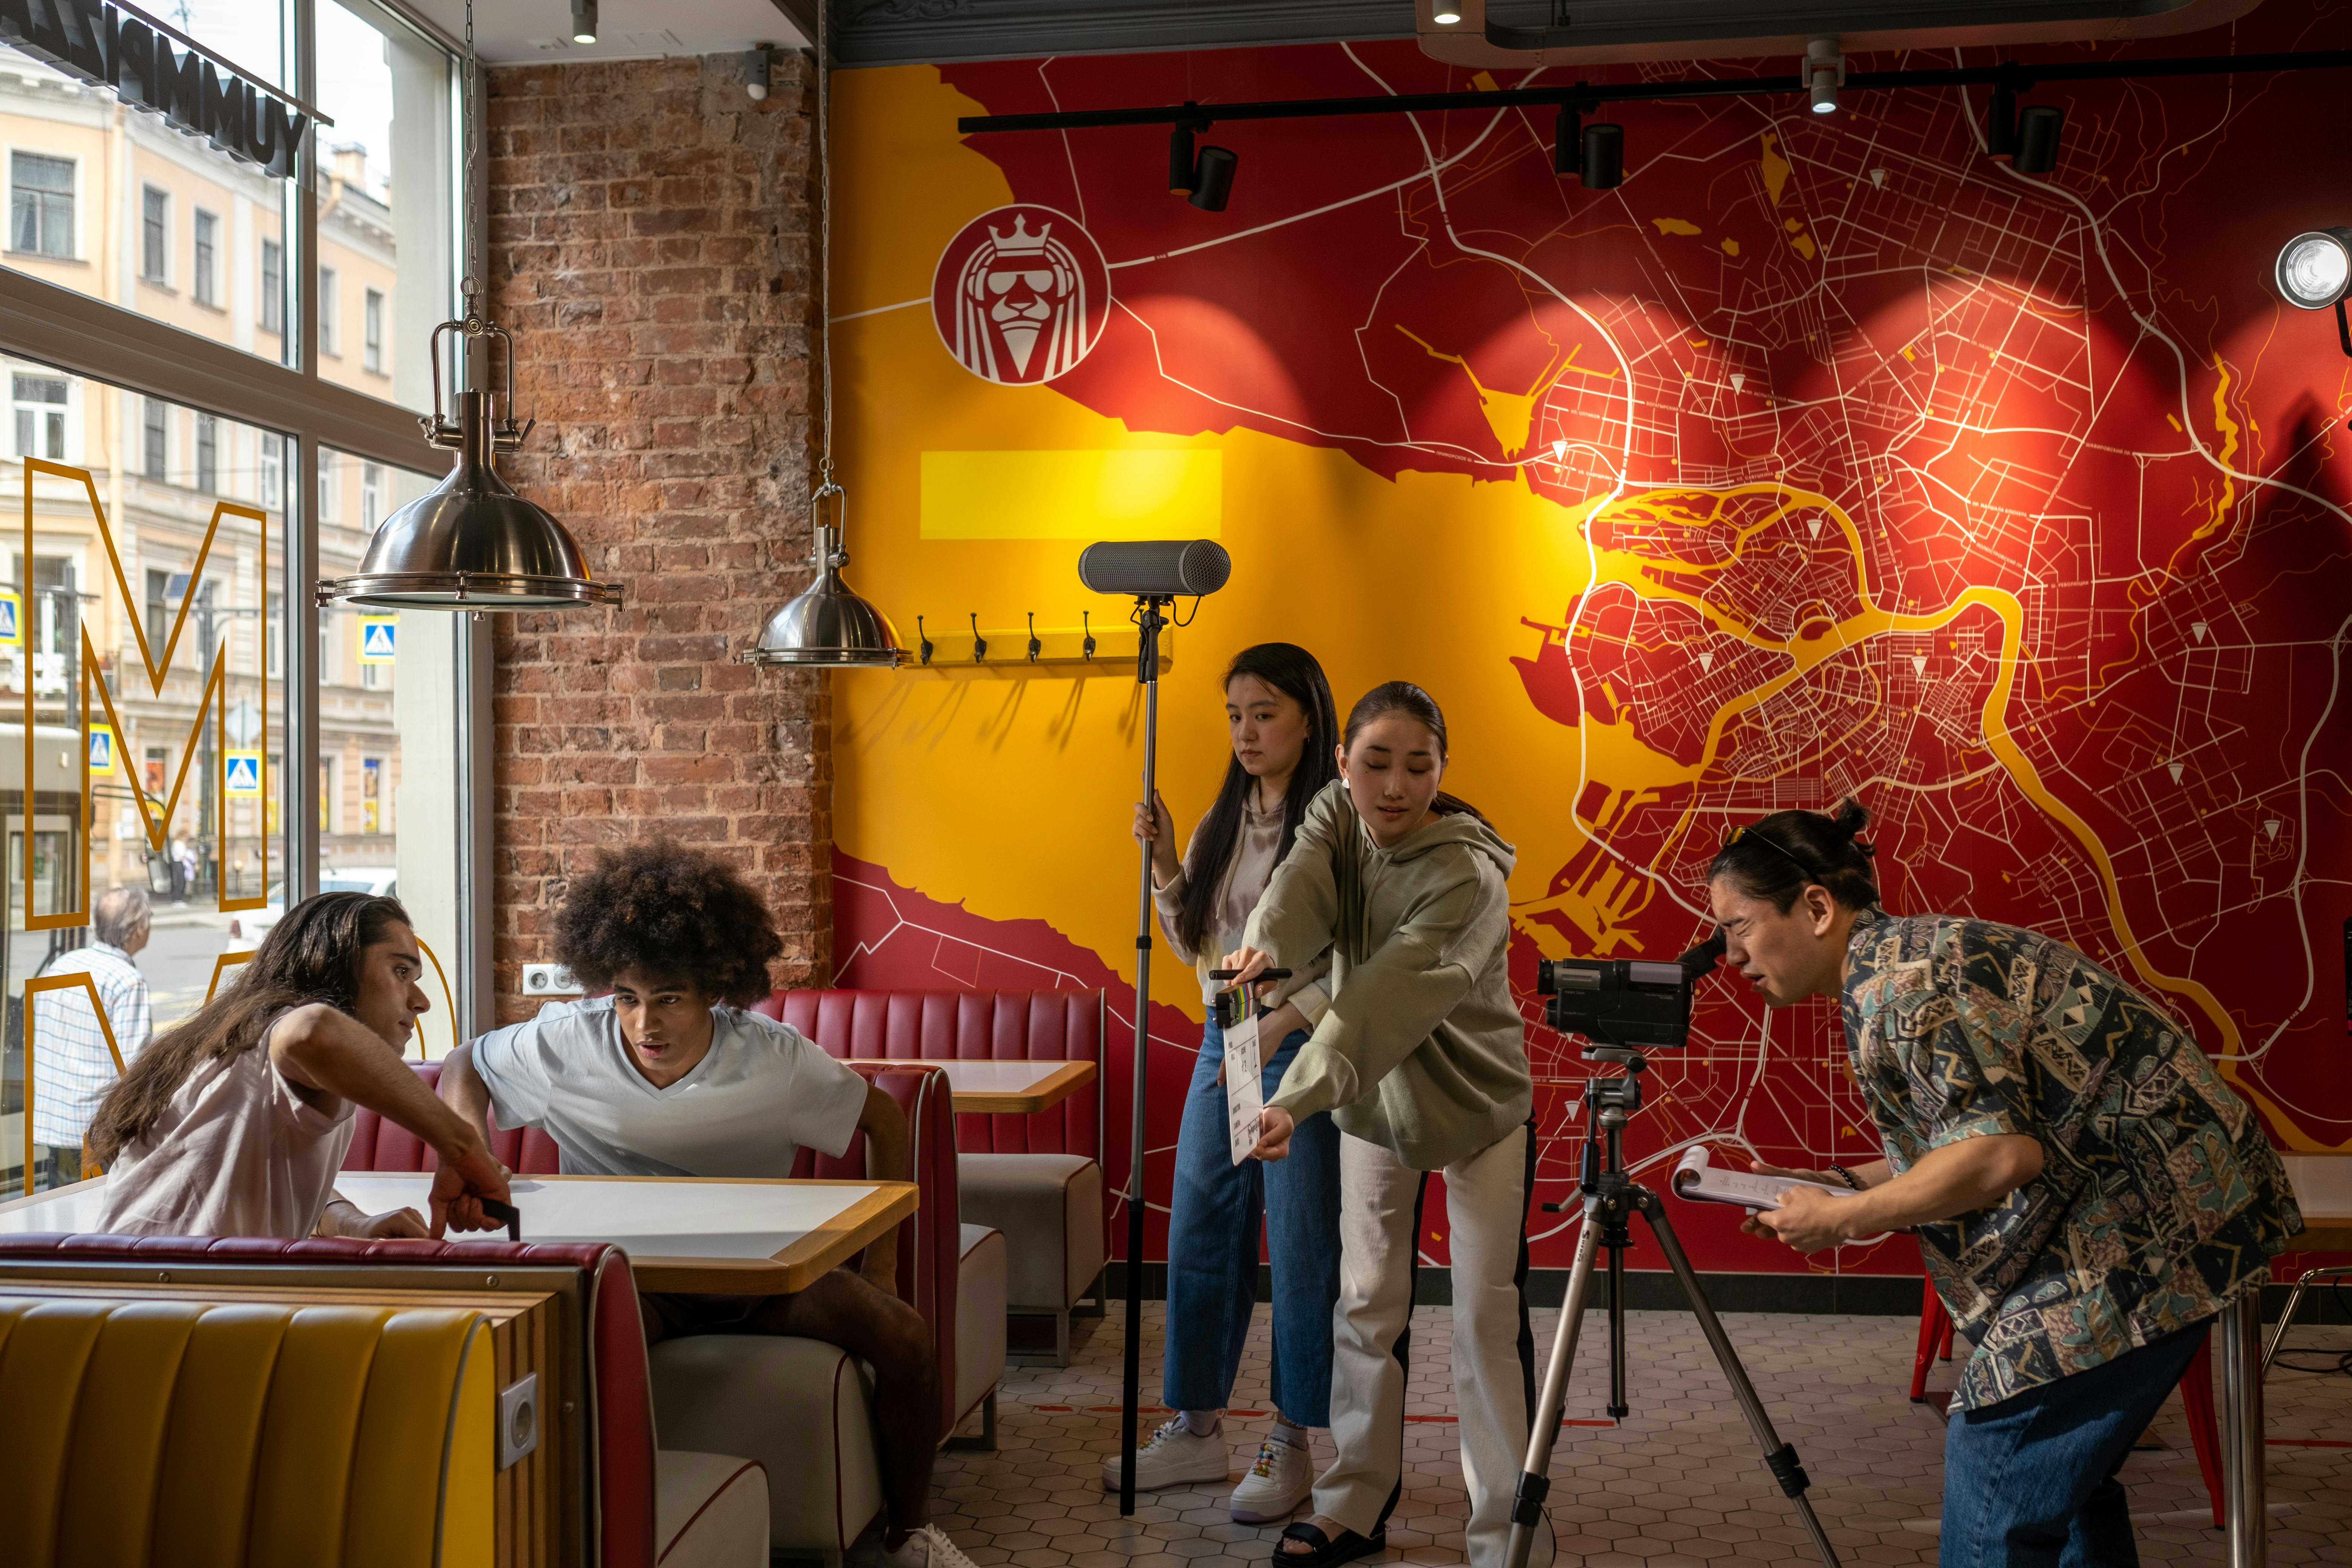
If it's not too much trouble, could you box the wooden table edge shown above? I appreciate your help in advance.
[629,1180,920,1295]
[872,1057,1098,1115]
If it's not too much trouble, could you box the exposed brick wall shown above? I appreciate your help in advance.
[484,51,831,1022]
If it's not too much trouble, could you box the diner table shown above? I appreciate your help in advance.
[890,1057,1096,1115]
[0,1172,919,1295]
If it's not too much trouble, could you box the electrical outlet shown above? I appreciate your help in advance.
[498,1373,539,1470]
[521,963,581,997]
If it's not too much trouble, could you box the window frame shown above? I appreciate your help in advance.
[0,0,492,1035]
[140,184,168,285]
[192,208,219,308]
[9,151,76,261]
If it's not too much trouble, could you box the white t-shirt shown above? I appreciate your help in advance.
[99,1040,357,1239]
[469,998,869,1177]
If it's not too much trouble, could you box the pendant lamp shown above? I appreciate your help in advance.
[743,0,902,667]
[316,1,621,614]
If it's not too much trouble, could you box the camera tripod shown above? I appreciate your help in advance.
[1503,1048,1842,1568]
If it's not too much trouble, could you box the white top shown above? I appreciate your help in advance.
[96,1041,356,1239]
[470,998,870,1177]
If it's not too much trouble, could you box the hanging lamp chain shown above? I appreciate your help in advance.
[814,0,846,568]
[461,0,480,313]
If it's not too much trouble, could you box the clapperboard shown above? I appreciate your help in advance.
[358,616,397,664]
[225,751,263,797]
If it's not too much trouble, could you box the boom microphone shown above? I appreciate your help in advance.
[1077,539,1232,598]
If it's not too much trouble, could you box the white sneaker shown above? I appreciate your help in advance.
[1098,1416,1232,1492]
[1229,1432,1314,1522]
[860,1526,979,1568]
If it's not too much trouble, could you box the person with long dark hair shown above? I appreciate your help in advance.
[1223,681,1551,1568]
[1105,642,1345,1524]
[1709,799,2301,1568]
[90,891,510,1239]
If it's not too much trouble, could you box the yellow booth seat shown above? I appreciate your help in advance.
[0,1294,496,1568]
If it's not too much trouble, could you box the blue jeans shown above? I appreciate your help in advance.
[1940,1318,2213,1568]
[1162,1017,1342,1425]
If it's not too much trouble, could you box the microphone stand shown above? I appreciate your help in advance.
[1119,592,1174,1516]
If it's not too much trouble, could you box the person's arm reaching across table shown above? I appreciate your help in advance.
[437,1038,499,1149]
[270,1002,510,1236]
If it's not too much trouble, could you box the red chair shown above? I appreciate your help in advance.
[0,1232,763,1566]
[757,987,1109,1363]
[1912,1280,2223,1529]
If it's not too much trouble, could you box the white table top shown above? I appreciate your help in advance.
[0,1173,920,1294]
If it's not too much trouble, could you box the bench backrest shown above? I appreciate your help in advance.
[755,988,1104,1158]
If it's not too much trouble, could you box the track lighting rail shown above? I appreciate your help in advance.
[955,46,2352,134]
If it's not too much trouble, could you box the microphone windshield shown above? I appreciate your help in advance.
[1077,540,1232,598]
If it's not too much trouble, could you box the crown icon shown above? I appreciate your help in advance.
[987,214,1053,255]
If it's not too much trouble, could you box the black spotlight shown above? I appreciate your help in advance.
[1189,146,1238,211]
[1554,106,1580,177]
[2277,228,2352,314]
[1985,83,2018,158]
[1169,125,1197,195]
[1580,122,1624,190]
[2013,104,2063,175]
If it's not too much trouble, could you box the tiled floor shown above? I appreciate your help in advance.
[930,1305,2352,1568]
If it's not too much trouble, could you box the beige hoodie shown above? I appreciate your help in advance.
[1244,778,1531,1170]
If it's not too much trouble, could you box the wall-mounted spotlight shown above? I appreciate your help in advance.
[1553,106,1579,177]
[1985,82,2019,158]
[1189,146,1238,211]
[570,0,597,44]
[1805,38,1843,115]
[2012,103,2063,174]
[1580,122,1623,190]
[2277,228,2352,314]
[745,46,772,101]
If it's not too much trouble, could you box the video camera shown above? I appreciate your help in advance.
[1535,930,1727,1051]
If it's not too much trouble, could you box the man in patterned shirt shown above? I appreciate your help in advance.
[29,885,155,1187]
[1703,800,2301,1568]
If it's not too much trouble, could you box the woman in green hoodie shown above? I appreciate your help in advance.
[1222,681,1550,1568]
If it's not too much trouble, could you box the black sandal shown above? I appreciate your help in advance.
[1273,1522,1386,1567]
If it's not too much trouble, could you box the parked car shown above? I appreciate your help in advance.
[231,868,399,943]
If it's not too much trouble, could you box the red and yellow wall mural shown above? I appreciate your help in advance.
[831,4,2352,1277]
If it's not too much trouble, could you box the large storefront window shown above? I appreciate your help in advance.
[318,0,459,416]
[0,4,469,1193]
[0,370,285,1193]
[0,11,296,371]
[317,449,461,1057]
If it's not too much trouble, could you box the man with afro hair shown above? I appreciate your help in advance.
[440,840,975,1568]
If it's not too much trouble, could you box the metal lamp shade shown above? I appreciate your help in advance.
[745,525,904,667]
[317,390,621,611]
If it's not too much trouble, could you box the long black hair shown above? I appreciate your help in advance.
[90,892,413,1163]
[1706,797,1880,912]
[1341,681,1490,826]
[1174,643,1341,957]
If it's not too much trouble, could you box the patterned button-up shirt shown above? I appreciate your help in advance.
[1841,909,2302,1410]
[28,942,154,1151]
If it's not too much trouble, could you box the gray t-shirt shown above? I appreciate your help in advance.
[469,998,869,1177]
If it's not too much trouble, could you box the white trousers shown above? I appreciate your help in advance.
[1315,1126,1555,1568]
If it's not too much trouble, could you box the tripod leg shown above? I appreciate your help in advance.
[1503,1202,1603,1568]
[1634,1190,1843,1568]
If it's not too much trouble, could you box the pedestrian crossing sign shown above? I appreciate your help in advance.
[0,590,18,648]
[358,616,397,664]
[225,750,263,797]
[86,724,115,775]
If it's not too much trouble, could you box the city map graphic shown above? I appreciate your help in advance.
[841,16,2352,1272]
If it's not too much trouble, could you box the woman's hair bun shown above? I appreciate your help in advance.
[1828,796,1875,853]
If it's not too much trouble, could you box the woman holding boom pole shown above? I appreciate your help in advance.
[1223,681,1552,1568]
[1109,642,1346,1524]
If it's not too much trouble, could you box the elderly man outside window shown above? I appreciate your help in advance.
[29,885,156,1187]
